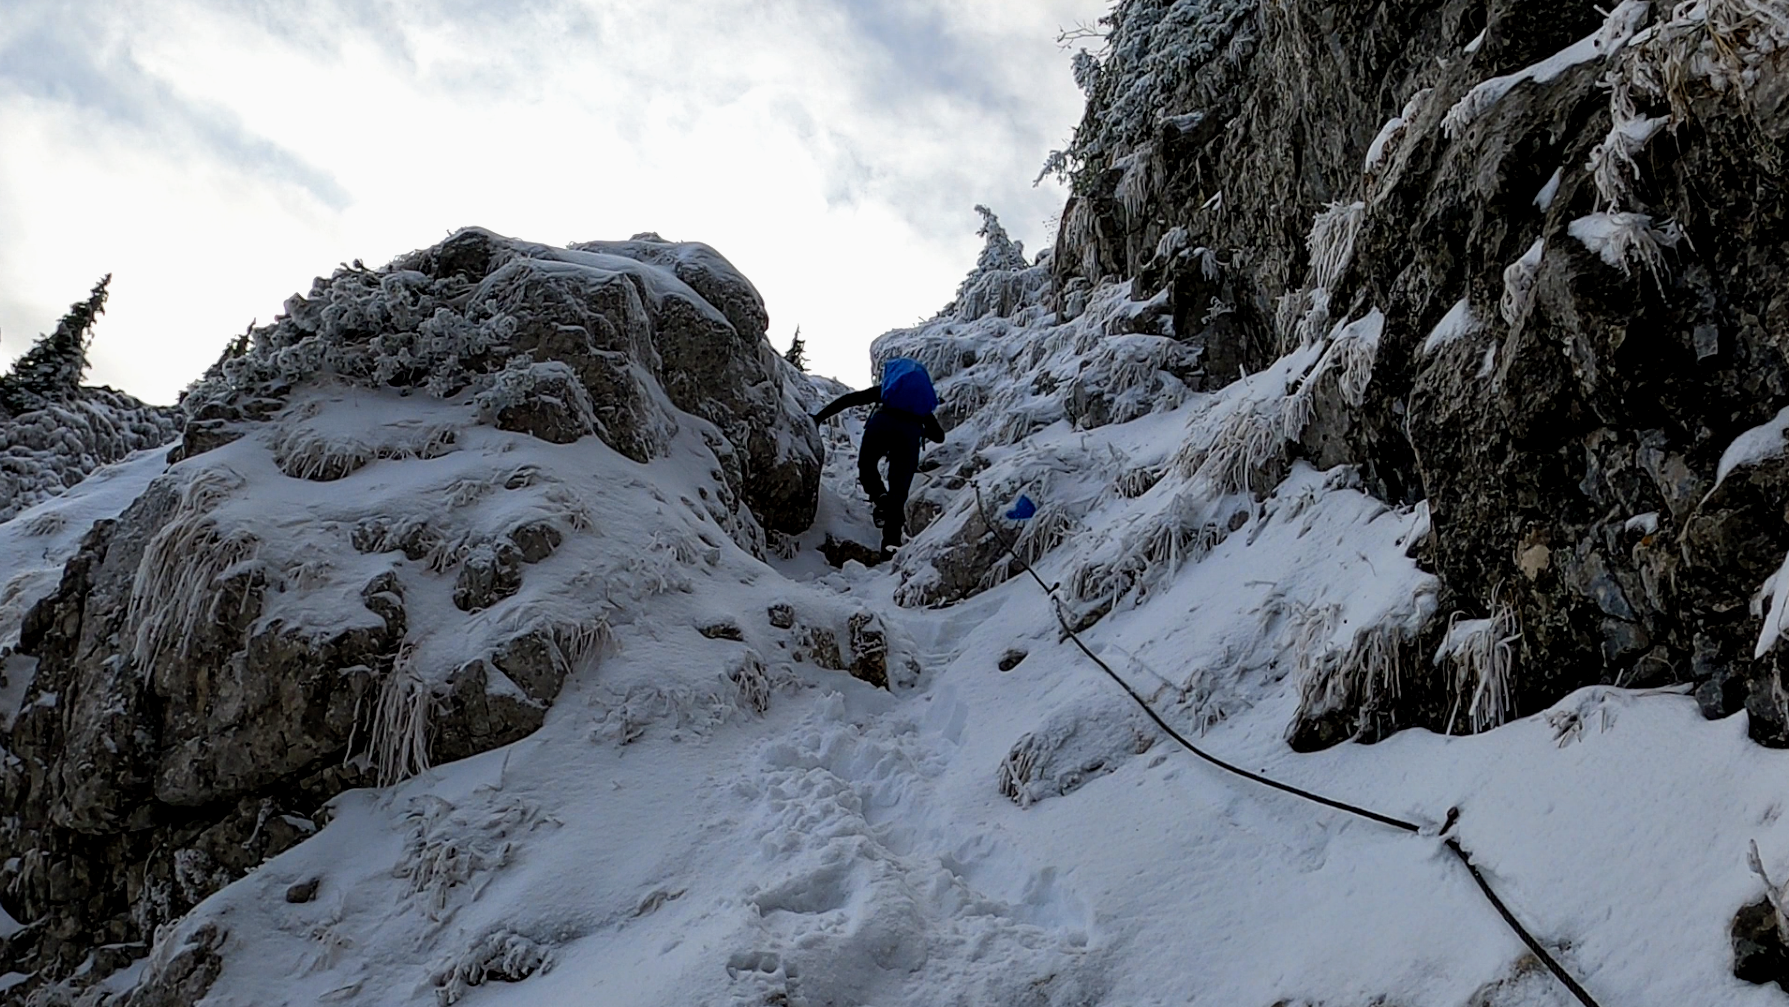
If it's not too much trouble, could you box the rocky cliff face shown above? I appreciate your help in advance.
[0,228,822,999]
[1034,0,1789,747]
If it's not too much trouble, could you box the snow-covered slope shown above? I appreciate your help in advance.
[7,0,1789,995]
[11,213,1785,1005]
[0,447,170,656]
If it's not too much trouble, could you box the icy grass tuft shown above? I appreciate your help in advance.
[370,649,434,788]
[20,511,65,537]
[1307,201,1366,292]
[1747,839,1789,948]
[1275,203,1364,355]
[432,930,554,1005]
[1436,603,1522,733]
[1114,144,1166,223]
[589,673,788,746]
[1587,72,1669,211]
[981,502,1079,591]
[1311,309,1384,408]
[1182,399,1293,495]
[394,794,554,921]
[272,406,459,483]
[1567,212,1684,286]
[128,468,259,676]
[1068,488,1227,609]
[1290,604,1414,729]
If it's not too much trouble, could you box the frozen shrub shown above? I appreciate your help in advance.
[433,931,553,1005]
[1435,604,1522,734]
[1041,0,1260,192]
[0,392,181,523]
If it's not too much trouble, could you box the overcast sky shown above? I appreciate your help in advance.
[0,0,1104,404]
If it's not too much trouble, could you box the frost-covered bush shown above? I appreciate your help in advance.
[432,931,554,1005]
[1435,604,1522,733]
[1613,0,1789,123]
[0,390,181,523]
[183,260,521,411]
[1041,0,1260,192]
[473,356,597,434]
[0,275,183,523]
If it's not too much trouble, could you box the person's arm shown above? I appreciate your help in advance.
[922,414,946,444]
[812,387,881,424]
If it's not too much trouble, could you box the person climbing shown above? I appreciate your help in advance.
[812,356,946,555]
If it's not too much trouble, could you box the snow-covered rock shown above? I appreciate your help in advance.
[0,227,828,994]
[1042,0,1789,759]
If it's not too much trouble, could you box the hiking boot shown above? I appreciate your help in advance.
[870,495,889,528]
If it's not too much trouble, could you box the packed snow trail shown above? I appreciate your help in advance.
[968,481,1607,1007]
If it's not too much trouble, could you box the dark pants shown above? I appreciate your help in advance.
[859,410,921,549]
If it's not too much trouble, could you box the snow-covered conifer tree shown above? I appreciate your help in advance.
[0,274,111,413]
[785,326,807,371]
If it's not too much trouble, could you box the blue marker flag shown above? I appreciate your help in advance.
[1005,495,1037,521]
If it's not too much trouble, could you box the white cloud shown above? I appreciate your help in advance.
[0,0,1102,403]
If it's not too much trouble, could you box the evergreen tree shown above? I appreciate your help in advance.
[784,326,807,372]
[1,274,111,412]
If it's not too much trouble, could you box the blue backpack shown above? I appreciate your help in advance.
[880,357,938,415]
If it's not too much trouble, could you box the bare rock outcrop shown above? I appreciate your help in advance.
[1037,0,1789,748]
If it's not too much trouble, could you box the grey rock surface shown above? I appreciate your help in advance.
[1042,0,1789,752]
